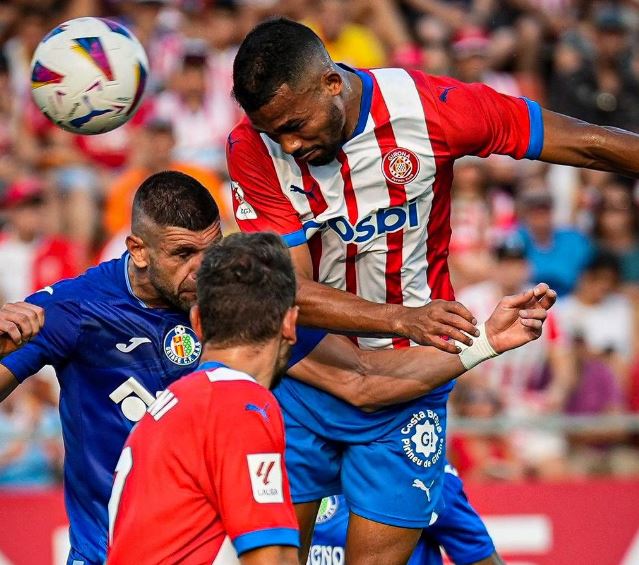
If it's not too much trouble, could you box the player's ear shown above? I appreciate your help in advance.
[190,304,203,340]
[281,306,298,345]
[126,234,149,269]
[323,69,343,98]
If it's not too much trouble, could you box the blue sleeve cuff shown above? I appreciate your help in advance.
[1,353,35,383]
[233,527,300,555]
[287,326,328,368]
[523,98,544,160]
[282,229,307,248]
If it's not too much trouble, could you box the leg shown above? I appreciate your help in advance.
[346,512,422,565]
[295,500,321,563]
[423,464,499,565]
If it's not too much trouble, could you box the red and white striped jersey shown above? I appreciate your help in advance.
[227,67,543,350]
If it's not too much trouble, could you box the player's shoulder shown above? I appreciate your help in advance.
[25,255,127,308]
[227,117,266,154]
[171,364,274,407]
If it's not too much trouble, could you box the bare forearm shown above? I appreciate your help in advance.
[289,335,465,411]
[540,109,639,177]
[0,365,19,403]
[296,277,401,336]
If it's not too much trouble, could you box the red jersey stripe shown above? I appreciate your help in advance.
[295,160,330,217]
[337,150,358,296]
[366,70,410,348]
[410,70,455,302]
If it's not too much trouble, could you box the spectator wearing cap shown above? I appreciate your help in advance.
[0,178,80,303]
[517,188,593,296]
[101,119,232,260]
[452,26,522,98]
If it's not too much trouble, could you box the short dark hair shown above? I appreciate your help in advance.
[584,250,621,278]
[196,232,296,346]
[232,18,329,113]
[132,171,219,232]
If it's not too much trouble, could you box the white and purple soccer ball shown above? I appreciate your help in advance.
[30,17,149,135]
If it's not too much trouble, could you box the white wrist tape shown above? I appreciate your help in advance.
[456,323,499,370]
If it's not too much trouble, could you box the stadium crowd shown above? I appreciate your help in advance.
[1,0,639,487]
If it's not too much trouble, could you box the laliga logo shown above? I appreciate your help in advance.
[382,147,420,184]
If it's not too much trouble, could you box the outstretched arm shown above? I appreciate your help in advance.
[540,109,639,177]
[289,284,556,411]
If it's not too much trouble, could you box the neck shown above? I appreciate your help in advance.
[199,341,279,389]
[339,66,363,141]
[127,256,172,309]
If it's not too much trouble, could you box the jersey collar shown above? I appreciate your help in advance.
[122,252,149,309]
[338,63,373,141]
[198,361,228,371]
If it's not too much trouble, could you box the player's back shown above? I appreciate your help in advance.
[108,362,298,565]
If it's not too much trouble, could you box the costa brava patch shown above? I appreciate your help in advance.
[163,325,201,365]
[401,410,444,468]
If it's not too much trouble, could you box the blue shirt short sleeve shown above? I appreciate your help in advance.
[1,292,83,383]
[287,326,327,368]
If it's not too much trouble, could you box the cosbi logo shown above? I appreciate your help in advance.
[382,147,420,184]
[163,325,201,365]
[303,200,420,244]
[316,496,340,524]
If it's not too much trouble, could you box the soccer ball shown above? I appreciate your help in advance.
[30,17,149,135]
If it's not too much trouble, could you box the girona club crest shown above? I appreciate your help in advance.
[381,147,420,184]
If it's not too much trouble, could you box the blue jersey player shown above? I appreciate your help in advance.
[0,171,555,565]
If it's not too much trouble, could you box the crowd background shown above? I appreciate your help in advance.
[1,0,639,487]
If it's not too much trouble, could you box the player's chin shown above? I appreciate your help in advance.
[179,291,198,308]
[308,147,338,166]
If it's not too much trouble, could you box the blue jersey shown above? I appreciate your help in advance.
[1,254,325,564]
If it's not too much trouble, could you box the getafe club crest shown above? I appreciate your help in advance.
[381,147,420,184]
[316,496,340,524]
[163,325,201,365]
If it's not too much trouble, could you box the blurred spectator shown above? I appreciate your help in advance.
[151,39,241,172]
[555,251,634,389]
[456,236,573,479]
[592,176,639,286]
[101,119,232,258]
[306,0,386,68]
[565,335,638,476]
[0,378,62,488]
[449,384,524,482]
[448,158,493,289]
[0,178,81,303]
[549,5,639,131]
[517,187,593,296]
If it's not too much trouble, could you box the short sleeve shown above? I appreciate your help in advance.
[288,326,327,368]
[418,75,543,160]
[226,120,306,247]
[1,291,82,382]
[206,383,299,555]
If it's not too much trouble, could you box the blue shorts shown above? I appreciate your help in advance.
[281,393,448,528]
[424,465,495,564]
[309,466,494,564]
[67,548,96,565]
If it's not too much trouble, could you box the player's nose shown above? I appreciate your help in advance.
[280,134,302,155]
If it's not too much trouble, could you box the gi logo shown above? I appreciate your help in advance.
[401,410,444,468]
[231,180,257,220]
[381,147,420,184]
[163,325,201,366]
[316,496,340,524]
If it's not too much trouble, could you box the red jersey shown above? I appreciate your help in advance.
[227,68,543,350]
[108,362,299,564]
